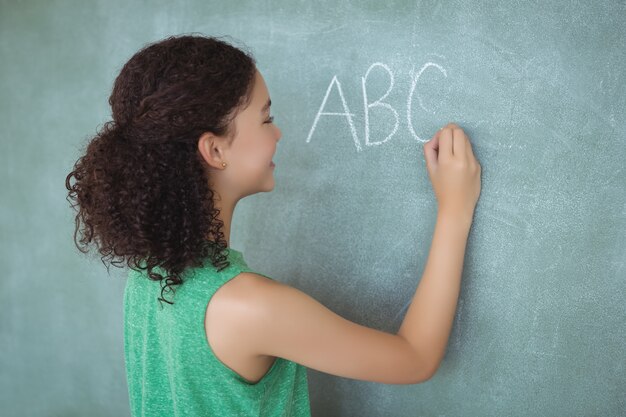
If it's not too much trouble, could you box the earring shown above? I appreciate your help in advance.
[221,162,227,168]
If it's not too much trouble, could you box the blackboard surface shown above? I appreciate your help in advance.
[1,1,624,416]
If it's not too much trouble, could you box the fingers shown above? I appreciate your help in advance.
[424,132,439,172]
[465,133,475,159]
[438,126,453,164]
[453,127,466,157]
[435,122,475,160]
[436,122,462,163]
[426,122,477,166]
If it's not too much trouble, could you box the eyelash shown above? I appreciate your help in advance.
[264,115,274,124]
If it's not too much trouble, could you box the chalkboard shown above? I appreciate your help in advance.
[1,1,624,416]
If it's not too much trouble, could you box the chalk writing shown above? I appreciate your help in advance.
[306,61,448,150]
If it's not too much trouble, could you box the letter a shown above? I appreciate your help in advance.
[306,75,362,152]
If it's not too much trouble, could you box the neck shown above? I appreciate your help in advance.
[211,194,237,249]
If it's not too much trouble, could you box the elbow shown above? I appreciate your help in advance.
[425,355,445,380]
[398,335,442,384]
[416,348,443,383]
[424,361,441,381]
[411,360,440,384]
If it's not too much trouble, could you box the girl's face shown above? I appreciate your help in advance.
[201,69,282,198]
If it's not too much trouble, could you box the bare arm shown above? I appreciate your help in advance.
[397,213,472,375]
[215,123,480,385]
[397,122,481,375]
[224,212,473,385]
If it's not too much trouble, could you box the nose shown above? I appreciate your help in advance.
[275,124,282,142]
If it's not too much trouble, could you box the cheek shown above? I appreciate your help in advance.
[240,144,269,172]
[233,131,273,173]
[250,133,274,162]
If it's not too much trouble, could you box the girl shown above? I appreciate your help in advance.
[65,34,481,416]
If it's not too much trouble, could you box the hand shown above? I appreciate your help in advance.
[423,123,482,220]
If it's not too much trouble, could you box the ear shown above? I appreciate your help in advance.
[197,131,229,170]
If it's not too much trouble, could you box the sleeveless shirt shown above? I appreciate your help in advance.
[123,247,311,417]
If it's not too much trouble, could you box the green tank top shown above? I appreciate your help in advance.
[123,247,311,417]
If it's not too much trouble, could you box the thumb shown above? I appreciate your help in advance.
[423,133,440,173]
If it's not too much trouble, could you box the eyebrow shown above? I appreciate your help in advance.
[261,98,271,113]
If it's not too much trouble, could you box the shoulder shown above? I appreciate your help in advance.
[219,271,280,299]
[205,272,283,324]
[204,272,287,358]
[205,271,305,337]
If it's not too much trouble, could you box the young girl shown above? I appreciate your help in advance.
[65,34,481,416]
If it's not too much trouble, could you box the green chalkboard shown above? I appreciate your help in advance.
[1,1,624,416]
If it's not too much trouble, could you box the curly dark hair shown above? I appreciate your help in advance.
[65,34,257,306]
